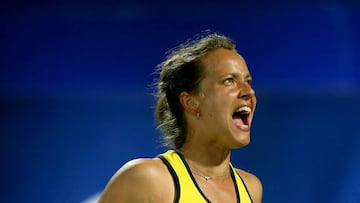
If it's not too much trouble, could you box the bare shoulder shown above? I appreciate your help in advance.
[236,168,263,203]
[99,158,174,203]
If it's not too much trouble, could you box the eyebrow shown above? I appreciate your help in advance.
[215,70,252,81]
[226,72,252,79]
[245,73,252,79]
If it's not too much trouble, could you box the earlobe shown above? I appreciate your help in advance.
[179,91,199,115]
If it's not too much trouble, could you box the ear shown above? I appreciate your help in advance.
[179,91,199,115]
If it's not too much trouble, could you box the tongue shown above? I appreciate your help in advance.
[233,117,245,128]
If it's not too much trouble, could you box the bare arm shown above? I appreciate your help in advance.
[99,158,174,203]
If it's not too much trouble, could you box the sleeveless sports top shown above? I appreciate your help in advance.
[158,150,253,203]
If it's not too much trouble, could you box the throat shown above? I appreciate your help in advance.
[192,170,230,181]
[178,150,232,181]
[188,162,231,182]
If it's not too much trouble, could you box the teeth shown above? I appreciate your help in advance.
[236,106,251,114]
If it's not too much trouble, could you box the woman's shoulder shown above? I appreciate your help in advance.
[114,158,167,178]
[99,157,174,203]
[236,168,263,203]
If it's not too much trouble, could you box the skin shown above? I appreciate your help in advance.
[99,48,262,203]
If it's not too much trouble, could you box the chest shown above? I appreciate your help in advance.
[194,177,239,203]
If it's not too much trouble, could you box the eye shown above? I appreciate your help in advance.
[224,77,235,85]
[246,78,252,86]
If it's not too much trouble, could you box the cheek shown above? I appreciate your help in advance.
[252,95,257,109]
[228,91,239,97]
[205,95,231,118]
[199,86,232,110]
[200,94,222,116]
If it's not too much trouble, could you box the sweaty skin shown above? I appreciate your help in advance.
[99,48,262,203]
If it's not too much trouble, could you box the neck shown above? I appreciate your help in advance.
[189,162,231,181]
[179,141,231,179]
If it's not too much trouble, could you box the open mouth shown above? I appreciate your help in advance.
[232,106,251,129]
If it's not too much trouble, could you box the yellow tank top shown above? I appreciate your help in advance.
[158,150,253,203]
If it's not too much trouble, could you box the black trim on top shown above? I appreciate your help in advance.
[229,168,241,203]
[236,171,254,203]
[175,151,242,203]
[158,155,180,203]
[174,151,212,203]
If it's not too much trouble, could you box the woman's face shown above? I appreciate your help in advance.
[194,48,256,149]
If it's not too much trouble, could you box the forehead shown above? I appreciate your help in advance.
[199,48,250,76]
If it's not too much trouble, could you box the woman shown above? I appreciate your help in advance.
[99,32,263,203]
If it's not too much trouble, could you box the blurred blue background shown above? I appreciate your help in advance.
[1,1,360,202]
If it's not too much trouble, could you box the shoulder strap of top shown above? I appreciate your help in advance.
[158,152,180,203]
[157,150,210,203]
[230,163,254,203]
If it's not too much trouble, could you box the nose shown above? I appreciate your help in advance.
[239,82,255,100]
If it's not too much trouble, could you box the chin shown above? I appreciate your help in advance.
[233,134,250,148]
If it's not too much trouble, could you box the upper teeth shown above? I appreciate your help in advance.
[236,106,251,114]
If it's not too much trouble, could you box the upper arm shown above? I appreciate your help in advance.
[237,169,263,203]
[98,158,173,203]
